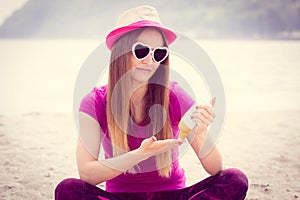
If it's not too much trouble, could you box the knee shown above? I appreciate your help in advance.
[55,178,82,191]
[221,168,248,192]
[55,178,84,200]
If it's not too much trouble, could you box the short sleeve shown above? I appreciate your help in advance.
[169,82,195,125]
[79,86,107,125]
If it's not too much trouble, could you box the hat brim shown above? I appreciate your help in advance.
[106,20,177,50]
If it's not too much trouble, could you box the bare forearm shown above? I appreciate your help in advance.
[188,131,223,176]
[78,149,148,185]
[77,129,151,186]
[200,146,223,175]
[79,160,122,185]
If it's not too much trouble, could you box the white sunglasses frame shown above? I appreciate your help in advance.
[131,42,169,63]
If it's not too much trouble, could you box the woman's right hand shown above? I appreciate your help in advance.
[137,136,182,157]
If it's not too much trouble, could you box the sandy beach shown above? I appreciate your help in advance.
[0,110,299,199]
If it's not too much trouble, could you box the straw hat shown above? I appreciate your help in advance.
[105,5,177,50]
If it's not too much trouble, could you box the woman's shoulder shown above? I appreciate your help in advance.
[168,81,178,91]
[84,85,107,106]
[93,85,107,99]
[79,85,107,123]
[168,81,192,100]
[168,81,195,124]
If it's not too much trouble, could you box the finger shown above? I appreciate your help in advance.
[202,106,215,119]
[192,109,214,121]
[168,139,182,149]
[174,138,183,145]
[198,115,212,126]
[210,97,216,107]
[196,105,213,115]
[191,111,208,122]
[157,138,181,146]
[151,136,157,141]
[152,139,180,154]
[142,136,156,147]
[192,114,212,126]
[165,138,182,146]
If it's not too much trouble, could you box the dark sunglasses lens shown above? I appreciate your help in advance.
[154,49,167,62]
[134,44,150,59]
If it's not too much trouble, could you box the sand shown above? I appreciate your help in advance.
[0,110,299,200]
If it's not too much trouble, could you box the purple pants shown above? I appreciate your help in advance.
[55,168,248,200]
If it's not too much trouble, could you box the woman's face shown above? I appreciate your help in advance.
[129,28,165,85]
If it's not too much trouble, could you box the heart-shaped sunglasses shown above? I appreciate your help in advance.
[132,42,169,63]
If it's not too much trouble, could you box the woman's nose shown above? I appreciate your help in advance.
[142,53,154,64]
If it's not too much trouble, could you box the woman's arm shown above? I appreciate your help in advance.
[182,98,223,176]
[187,131,223,176]
[77,138,123,185]
[77,112,131,185]
[199,145,223,176]
[77,112,182,185]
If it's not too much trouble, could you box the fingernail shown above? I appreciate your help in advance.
[151,136,157,141]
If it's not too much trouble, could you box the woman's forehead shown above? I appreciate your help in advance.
[136,28,164,47]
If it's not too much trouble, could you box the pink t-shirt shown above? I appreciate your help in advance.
[79,81,195,193]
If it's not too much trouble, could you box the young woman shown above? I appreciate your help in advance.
[55,5,248,200]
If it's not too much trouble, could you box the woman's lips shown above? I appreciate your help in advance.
[137,67,151,72]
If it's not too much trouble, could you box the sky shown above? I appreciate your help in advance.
[0,0,29,25]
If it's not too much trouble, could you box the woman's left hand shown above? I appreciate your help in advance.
[190,97,216,134]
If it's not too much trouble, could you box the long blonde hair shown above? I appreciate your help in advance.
[106,27,173,177]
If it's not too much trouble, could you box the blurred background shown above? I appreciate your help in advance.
[1,0,300,39]
[0,0,299,114]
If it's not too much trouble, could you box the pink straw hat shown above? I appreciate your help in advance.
[106,5,177,50]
